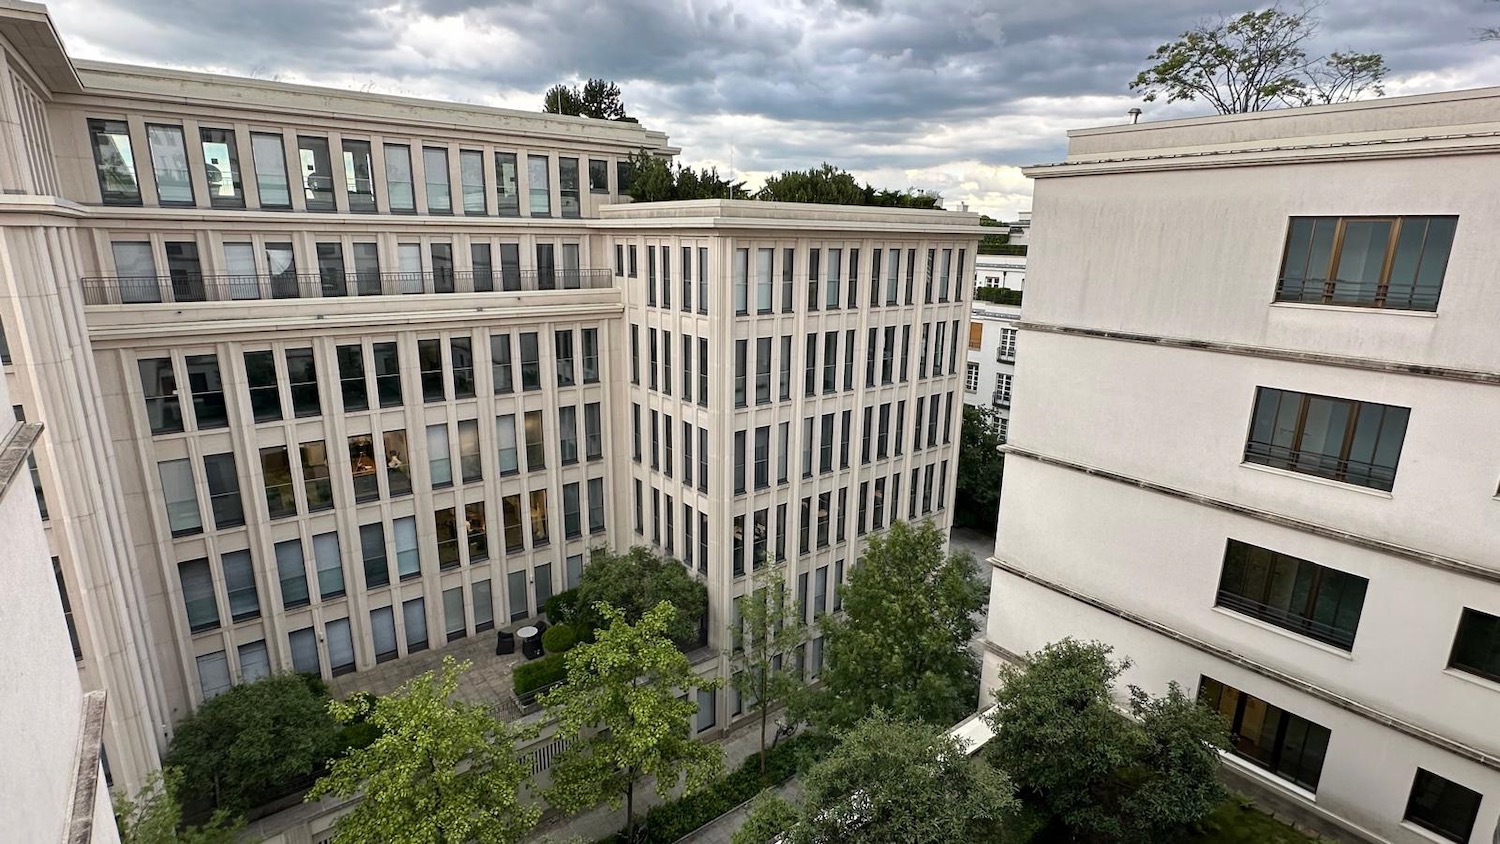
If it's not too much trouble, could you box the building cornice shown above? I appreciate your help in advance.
[1018,321,1500,386]
[988,556,1500,772]
[1003,446,1500,585]
[0,420,42,499]
[63,690,107,844]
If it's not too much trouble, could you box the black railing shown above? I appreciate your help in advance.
[1243,441,1396,492]
[1216,591,1356,650]
[1273,276,1440,312]
[81,268,614,305]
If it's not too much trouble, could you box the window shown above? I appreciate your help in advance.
[371,607,397,662]
[249,132,291,209]
[460,149,486,214]
[805,334,817,398]
[820,413,835,473]
[465,501,489,563]
[755,248,774,313]
[361,523,389,588]
[556,329,575,387]
[582,328,600,383]
[427,424,453,488]
[286,349,320,417]
[822,331,837,394]
[559,157,581,218]
[404,596,429,651]
[443,586,467,642]
[260,446,296,518]
[265,241,299,298]
[385,430,412,496]
[222,550,259,621]
[564,482,582,539]
[423,146,451,213]
[158,459,201,536]
[203,453,244,529]
[528,154,551,216]
[491,334,514,393]
[199,127,244,207]
[341,139,375,212]
[288,626,319,675]
[732,247,749,315]
[778,421,790,484]
[474,579,495,632]
[754,426,770,490]
[994,373,1012,407]
[589,477,606,534]
[336,346,368,412]
[472,242,494,291]
[299,441,333,511]
[146,124,194,205]
[826,248,842,309]
[496,414,519,475]
[734,340,748,407]
[1244,387,1409,492]
[435,507,460,569]
[178,559,219,632]
[495,152,520,216]
[1276,216,1457,311]
[373,342,402,407]
[780,335,793,401]
[297,136,335,211]
[530,489,550,546]
[520,333,540,391]
[395,516,420,579]
[807,248,820,311]
[560,405,579,465]
[589,158,609,192]
[734,431,747,494]
[999,328,1017,361]
[276,539,310,609]
[138,358,182,434]
[699,338,709,407]
[384,143,415,212]
[432,242,455,292]
[1216,539,1367,649]
[418,339,445,402]
[244,351,281,422]
[1448,607,1500,683]
[1198,676,1330,791]
[196,652,231,699]
[965,362,980,392]
[326,618,355,676]
[696,688,717,733]
[88,119,141,205]
[1404,768,1482,843]
[313,532,345,598]
[459,419,483,482]
[52,559,81,659]
[524,410,545,471]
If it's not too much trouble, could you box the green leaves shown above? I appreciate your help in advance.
[956,405,1006,532]
[624,150,748,202]
[114,768,240,844]
[574,546,709,645]
[308,657,540,844]
[542,78,628,120]
[730,563,810,769]
[753,164,941,208]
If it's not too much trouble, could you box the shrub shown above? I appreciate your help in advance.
[543,623,578,654]
[544,588,580,624]
[576,547,708,646]
[513,653,568,699]
[975,286,1023,305]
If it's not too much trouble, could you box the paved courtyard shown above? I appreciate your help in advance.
[329,630,528,717]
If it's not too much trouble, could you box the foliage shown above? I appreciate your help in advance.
[600,733,833,844]
[740,713,1017,844]
[812,519,985,730]
[544,623,579,654]
[754,163,941,208]
[307,658,539,844]
[987,640,1229,844]
[729,562,808,775]
[1480,0,1500,42]
[730,792,801,844]
[1190,795,1325,843]
[1130,4,1387,114]
[575,546,708,646]
[544,602,725,842]
[975,286,1024,305]
[114,768,240,844]
[514,652,568,698]
[545,588,581,625]
[624,149,748,202]
[977,214,1023,255]
[955,405,1007,532]
[543,78,629,120]
[165,673,343,814]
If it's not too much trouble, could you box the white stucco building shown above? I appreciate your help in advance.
[0,0,978,800]
[974,253,1026,291]
[962,302,1019,441]
[986,89,1500,844]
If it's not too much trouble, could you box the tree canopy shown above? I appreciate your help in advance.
[1130,4,1387,114]
[543,601,724,841]
[114,768,240,844]
[987,639,1228,843]
[624,149,748,202]
[164,673,343,814]
[543,78,631,120]
[812,519,985,729]
[730,562,808,775]
[307,657,539,844]
[574,546,709,646]
[754,163,941,208]
[955,404,1006,533]
[734,713,1016,844]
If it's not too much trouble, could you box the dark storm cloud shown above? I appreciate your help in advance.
[46,0,1500,215]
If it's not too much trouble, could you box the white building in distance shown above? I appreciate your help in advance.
[963,302,1019,442]
[987,89,1500,844]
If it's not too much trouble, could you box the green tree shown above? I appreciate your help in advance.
[735,713,1016,844]
[754,163,940,208]
[542,83,583,116]
[987,639,1228,843]
[306,657,539,844]
[114,768,240,844]
[543,601,724,842]
[955,405,1006,533]
[574,546,708,645]
[623,150,747,202]
[1131,4,1387,114]
[579,78,627,120]
[164,673,342,814]
[813,520,985,730]
[730,561,808,777]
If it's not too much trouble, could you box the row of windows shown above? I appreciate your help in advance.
[140,329,600,436]
[1200,676,1484,842]
[88,117,623,216]
[176,480,605,638]
[102,236,598,304]
[619,244,711,315]
[727,245,968,315]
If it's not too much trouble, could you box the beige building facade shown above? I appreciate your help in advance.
[0,0,978,798]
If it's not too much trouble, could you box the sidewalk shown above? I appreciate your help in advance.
[523,717,785,844]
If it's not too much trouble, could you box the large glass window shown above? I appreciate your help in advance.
[403,596,428,651]
[519,333,540,390]
[182,354,227,430]
[589,158,609,192]
[559,157,581,218]
[733,247,749,315]
[1216,539,1367,649]
[458,418,482,482]
[444,586,467,641]
[300,441,334,512]
[360,522,389,588]
[395,515,420,580]
[196,652,231,699]
[1198,676,1330,792]
[222,549,259,621]
[371,606,397,661]
[1244,387,1409,492]
[529,489,549,546]
[88,119,140,205]
[112,241,159,303]
[496,415,518,475]
[1276,216,1457,312]
[559,405,578,465]
[524,410,545,471]
[588,477,606,534]
[427,424,453,488]
[297,136,335,211]
[250,132,290,209]
[178,558,219,632]
[472,242,494,292]
[1448,607,1500,683]
[435,507,460,569]
[556,330,575,388]
[138,358,181,434]
[384,144,415,212]
[289,626,319,675]
[276,539,310,609]
[337,345,368,412]
[158,459,201,536]
[1404,768,1482,843]
[342,139,376,212]
[373,342,402,407]
[317,242,346,297]
[146,124,194,205]
[502,494,525,553]
[474,580,495,632]
[423,146,451,213]
[260,446,296,518]
[466,502,488,562]
[582,328,600,383]
[313,532,344,598]
[203,453,244,529]
[418,339,445,403]
[495,152,520,216]
[527,154,551,216]
[459,149,486,214]
[326,618,355,675]
[265,242,299,299]
[286,348,320,417]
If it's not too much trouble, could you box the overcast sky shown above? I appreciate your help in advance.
[46,0,1500,218]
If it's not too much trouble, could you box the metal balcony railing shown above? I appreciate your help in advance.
[80,268,614,306]
[1273,276,1440,312]
[992,391,1010,409]
[1215,591,1356,650]
[1243,440,1396,492]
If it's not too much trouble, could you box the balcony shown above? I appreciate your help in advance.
[80,268,614,306]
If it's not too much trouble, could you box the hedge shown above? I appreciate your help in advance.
[594,733,835,844]
[542,623,578,654]
[975,286,1023,305]
[544,588,580,624]
[513,653,568,698]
